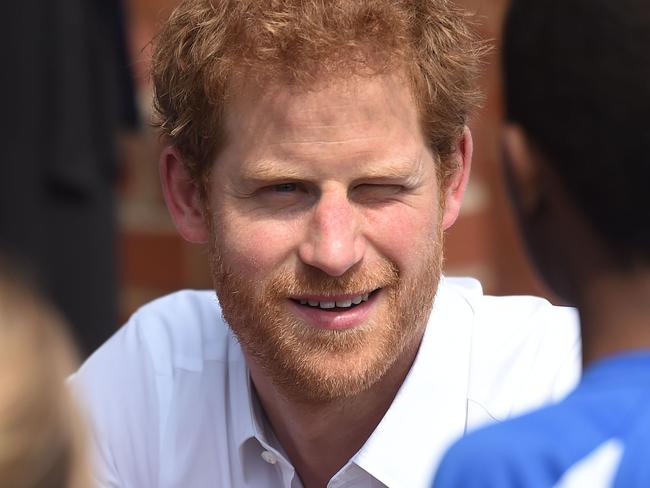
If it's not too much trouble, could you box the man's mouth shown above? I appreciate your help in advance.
[290,289,379,311]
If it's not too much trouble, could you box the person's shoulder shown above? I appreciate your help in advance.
[72,289,239,402]
[442,276,580,359]
[434,400,585,488]
[125,289,235,371]
[444,276,578,332]
[70,290,241,485]
[473,289,580,383]
[433,419,543,488]
[611,396,650,487]
[441,277,581,425]
[81,290,232,375]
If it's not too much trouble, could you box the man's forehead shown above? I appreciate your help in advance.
[213,71,432,182]
[224,71,417,133]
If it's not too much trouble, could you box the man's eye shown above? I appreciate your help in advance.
[273,183,297,192]
[353,184,405,199]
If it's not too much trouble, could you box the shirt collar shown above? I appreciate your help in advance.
[228,333,268,455]
[351,277,475,487]
[231,348,298,482]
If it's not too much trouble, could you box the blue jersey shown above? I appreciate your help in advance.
[433,352,650,487]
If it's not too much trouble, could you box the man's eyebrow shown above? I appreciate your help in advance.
[357,161,422,180]
[239,158,425,182]
[239,161,305,181]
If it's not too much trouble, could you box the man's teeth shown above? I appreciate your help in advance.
[299,293,370,309]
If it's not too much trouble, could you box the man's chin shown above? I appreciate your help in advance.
[230,291,424,404]
[268,347,397,404]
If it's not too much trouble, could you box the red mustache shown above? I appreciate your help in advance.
[267,260,400,298]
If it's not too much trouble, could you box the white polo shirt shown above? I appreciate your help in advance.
[71,277,580,488]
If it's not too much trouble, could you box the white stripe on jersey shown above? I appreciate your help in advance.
[554,439,624,488]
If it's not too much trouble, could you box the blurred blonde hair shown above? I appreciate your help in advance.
[0,267,88,488]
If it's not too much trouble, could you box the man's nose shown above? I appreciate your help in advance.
[298,191,366,277]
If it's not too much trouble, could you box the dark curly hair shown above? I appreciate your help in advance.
[504,0,650,265]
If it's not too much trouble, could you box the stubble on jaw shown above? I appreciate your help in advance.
[208,220,443,405]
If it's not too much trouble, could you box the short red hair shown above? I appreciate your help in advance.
[152,0,484,187]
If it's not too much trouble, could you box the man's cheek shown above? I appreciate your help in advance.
[221,225,296,274]
[366,211,437,257]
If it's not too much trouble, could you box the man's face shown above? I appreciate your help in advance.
[207,73,447,403]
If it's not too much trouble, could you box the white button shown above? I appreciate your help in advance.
[261,450,278,465]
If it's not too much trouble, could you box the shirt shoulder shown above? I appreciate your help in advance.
[71,290,240,486]
[443,278,582,425]
[79,289,237,378]
[611,394,650,487]
[433,392,611,488]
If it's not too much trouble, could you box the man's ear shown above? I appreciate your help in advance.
[501,124,541,215]
[159,146,209,243]
[442,126,473,230]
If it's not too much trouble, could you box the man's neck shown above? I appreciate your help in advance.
[578,267,650,368]
[248,334,422,488]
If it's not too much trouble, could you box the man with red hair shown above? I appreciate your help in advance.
[73,1,580,486]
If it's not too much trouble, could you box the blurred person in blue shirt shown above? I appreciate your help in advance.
[433,0,650,486]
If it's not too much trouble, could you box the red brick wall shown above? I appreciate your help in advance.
[445,0,551,298]
[118,0,554,321]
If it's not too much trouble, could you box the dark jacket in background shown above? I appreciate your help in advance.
[1,0,138,357]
